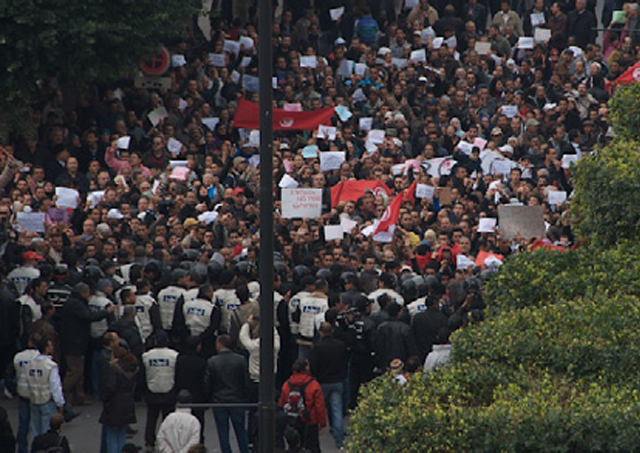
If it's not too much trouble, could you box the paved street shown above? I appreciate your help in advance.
[1,395,342,452]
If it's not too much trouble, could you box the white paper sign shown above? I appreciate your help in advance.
[231,70,241,84]
[169,160,188,168]
[392,58,408,68]
[517,37,534,49]
[243,75,259,92]
[116,136,131,150]
[224,40,240,55]
[279,174,299,189]
[324,225,344,241]
[502,105,518,118]
[300,56,317,68]
[55,187,79,209]
[330,7,345,21]
[167,137,183,155]
[457,255,475,270]
[202,117,220,131]
[531,12,546,27]
[421,27,435,44]
[405,0,419,8]
[478,217,497,233]
[338,59,354,78]
[17,212,45,233]
[457,141,474,155]
[359,117,373,132]
[320,152,346,172]
[548,190,567,206]
[340,218,358,234]
[171,55,186,67]
[368,129,386,144]
[444,36,457,48]
[147,107,168,127]
[317,125,337,140]
[492,159,514,175]
[562,154,579,169]
[416,184,435,199]
[534,28,551,43]
[87,191,105,209]
[209,53,226,67]
[432,37,444,49]
[475,42,491,55]
[240,56,252,67]
[281,188,322,218]
[355,63,367,76]
[410,49,426,62]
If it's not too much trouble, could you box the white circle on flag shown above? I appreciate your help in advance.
[279,118,294,128]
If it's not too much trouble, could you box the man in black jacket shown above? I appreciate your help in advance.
[309,322,348,449]
[110,306,143,358]
[176,336,207,443]
[60,282,116,406]
[203,334,250,453]
[375,303,418,370]
[411,294,449,362]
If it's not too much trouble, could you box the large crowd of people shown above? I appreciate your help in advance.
[0,0,631,451]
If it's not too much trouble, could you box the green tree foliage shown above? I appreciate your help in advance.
[0,0,199,128]
[571,84,640,247]
[608,83,640,141]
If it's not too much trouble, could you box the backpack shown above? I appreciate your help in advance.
[283,379,312,423]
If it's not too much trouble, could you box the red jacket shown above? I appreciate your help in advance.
[279,372,327,427]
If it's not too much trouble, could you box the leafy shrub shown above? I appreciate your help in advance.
[485,244,640,313]
[608,83,640,141]
[572,139,640,247]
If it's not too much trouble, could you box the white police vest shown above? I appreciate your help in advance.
[214,288,240,334]
[143,347,178,394]
[88,293,112,339]
[14,348,40,399]
[297,292,329,340]
[407,297,428,318]
[183,288,199,303]
[26,356,57,405]
[157,286,186,330]
[8,266,40,295]
[135,293,156,340]
[368,289,405,313]
[18,294,42,321]
[183,298,214,336]
[288,290,310,336]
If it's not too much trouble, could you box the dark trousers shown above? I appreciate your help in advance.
[144,403,174,447]
[212,407,249,453]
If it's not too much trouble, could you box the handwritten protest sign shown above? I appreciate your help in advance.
[281,188,322,218]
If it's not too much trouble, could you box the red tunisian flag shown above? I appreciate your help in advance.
[330,180,391,208]
[606,60,640,91]
[233,99,335,131]
[373,181,418,235]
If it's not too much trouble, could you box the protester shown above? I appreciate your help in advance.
[155,390,201,453]
[30,413,70,453]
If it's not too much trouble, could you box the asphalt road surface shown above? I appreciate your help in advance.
[1,395,343,452]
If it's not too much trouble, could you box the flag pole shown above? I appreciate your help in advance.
[257,0,275,449]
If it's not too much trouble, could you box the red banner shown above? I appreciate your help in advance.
[233,99,335,131]
[330,180,391,208]
[373,181,417,235]
[606,60,640,91]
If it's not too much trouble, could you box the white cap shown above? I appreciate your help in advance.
[107,208,124,220]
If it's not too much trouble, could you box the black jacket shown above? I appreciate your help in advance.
[110,318,144,357]
[203,349,250,403]
[309,335,348,384]
[375,318,418,369]
[31,429,70,453]
[176,351,207,403]
[99,360,139,427]
[412,308,449,362]
[60,293,109,356]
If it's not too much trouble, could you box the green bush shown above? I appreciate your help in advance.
[485,244,640,313]
[608,83,640,141]
[572,139,640,248]
[348,277,640,451]
[348,370,640,452]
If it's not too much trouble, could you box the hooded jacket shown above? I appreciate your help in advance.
[279,371,327,427]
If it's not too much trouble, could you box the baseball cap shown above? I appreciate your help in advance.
[23,251,43,262]
[334,37,347,46]
[491,127,503,136]
[183,218,199,229]
[107,208,124,220]
[233,187,246,196]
